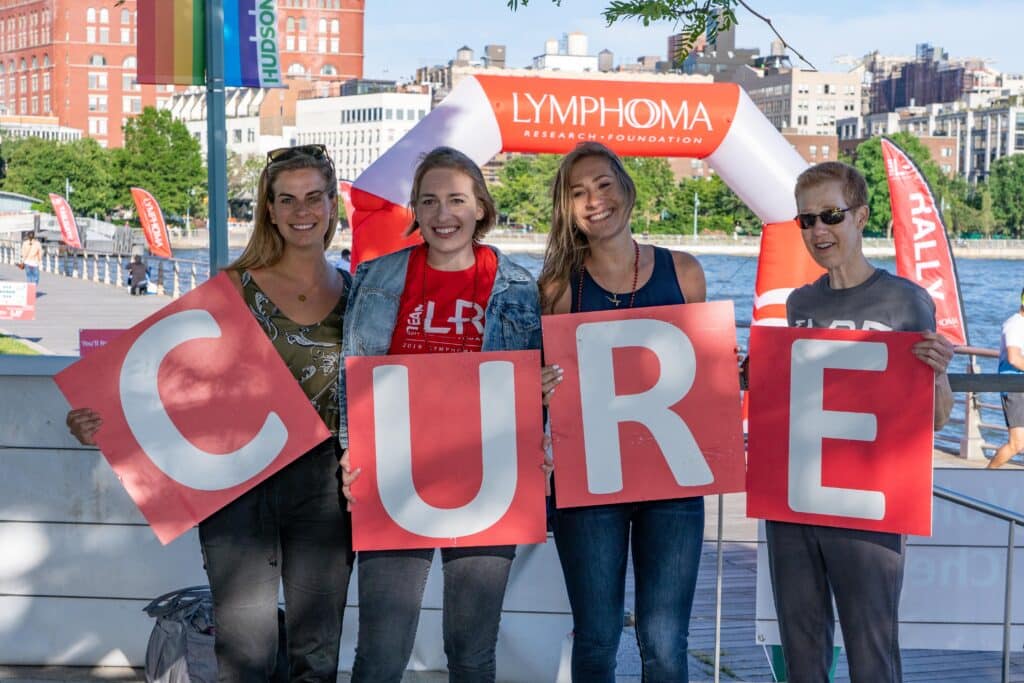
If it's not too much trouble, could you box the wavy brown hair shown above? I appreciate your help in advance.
[227,149,338,272]
[538,142,637,312]
[403,146,496,241]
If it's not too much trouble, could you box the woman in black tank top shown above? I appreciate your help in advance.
[538,142,707,682]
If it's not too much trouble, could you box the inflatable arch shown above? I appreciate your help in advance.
[349,74,824,326]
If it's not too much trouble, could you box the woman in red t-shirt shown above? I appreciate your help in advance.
[340,147,542,683]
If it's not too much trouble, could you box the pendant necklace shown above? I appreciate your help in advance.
[576,240,640,311]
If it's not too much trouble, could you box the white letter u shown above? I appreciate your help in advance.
[372,361,519,538]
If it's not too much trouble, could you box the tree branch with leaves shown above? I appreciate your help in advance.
[505,0,816,69]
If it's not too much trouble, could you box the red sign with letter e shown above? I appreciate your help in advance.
[345,350,546,551]
[542,301,745,508]
[54,273,332,544]
[746,326,934,535]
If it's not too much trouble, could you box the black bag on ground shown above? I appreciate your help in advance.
[142,585,290,683]
[143,586,217,683]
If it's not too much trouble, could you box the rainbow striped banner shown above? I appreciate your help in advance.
[137,0,283,88]
[137,0,205,85]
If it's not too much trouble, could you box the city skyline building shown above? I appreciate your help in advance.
[731,63,863,137]
[532,32,598,72]
[868,44,998,115]
[0,0,365,149]
[676,23,760,82]
[294,88,430,181]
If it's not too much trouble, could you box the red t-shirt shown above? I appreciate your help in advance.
[389,244,498,355]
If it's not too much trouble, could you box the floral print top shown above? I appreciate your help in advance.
[241,270,347,434]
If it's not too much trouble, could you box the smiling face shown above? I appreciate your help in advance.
[266,167,336,252]
[414,167,484,269]
[568,155,631,241]
[796,179,869,274]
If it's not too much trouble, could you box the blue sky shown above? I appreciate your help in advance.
[363,0,1024,79]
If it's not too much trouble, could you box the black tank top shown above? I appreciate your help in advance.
[571,245,686,313]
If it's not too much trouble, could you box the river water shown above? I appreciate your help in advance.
[176,247,1020,454]
[178,248,1017,361]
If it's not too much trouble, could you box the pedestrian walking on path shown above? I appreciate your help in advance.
[19,231,42,287]
[986,285,1024,468]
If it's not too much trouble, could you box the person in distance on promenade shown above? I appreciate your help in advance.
[67,144,354,682]
[767,161,953,682]
[538,141,707,682]
[126,254,150,295]
[19,230,42,286]
[338,146,542,683]
[986,286,1024,468]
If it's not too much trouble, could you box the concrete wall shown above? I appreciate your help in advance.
[0,355,572,679]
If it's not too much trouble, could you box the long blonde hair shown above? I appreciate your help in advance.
[538,142,636,312]
[227,149,338,272]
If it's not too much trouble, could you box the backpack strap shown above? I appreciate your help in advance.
[143,585,212,619]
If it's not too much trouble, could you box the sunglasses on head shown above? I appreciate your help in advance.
[266,144,328,165]
[796,206,859,229]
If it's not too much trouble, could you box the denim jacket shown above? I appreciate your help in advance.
[338,244,542,448]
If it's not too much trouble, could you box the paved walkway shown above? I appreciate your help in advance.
[0,264,169,356]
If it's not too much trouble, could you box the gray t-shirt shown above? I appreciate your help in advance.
[787,268,936,333]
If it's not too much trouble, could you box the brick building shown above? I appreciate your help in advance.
[0,0,364,148]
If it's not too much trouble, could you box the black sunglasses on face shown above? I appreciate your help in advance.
[266,144,328,164]
[796,206,859,229]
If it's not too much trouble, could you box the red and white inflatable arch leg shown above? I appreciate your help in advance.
[701,88,823,326]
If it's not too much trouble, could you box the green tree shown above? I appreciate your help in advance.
[670,174,758,234]
[227,151,264,203]
[623,156,676,233]
[491,154,561,231]
[988,154,1024,236]
[117,107,207,219]
[1,136,117,217]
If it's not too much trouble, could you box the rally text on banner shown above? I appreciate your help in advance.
[746,326,935,536]
[542,301,746,508]
[345,350,546,551]
[54,273,332,544]
[48,193,82,249]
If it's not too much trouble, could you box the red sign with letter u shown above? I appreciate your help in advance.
[345,350,546,551]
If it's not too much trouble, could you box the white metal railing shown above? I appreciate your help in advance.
[949,346,1009,462]
[0,240,207,299]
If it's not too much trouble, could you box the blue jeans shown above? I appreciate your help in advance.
[351,545,515,683]
[24,265,39,285]
[553,495,704,683]
[199,439,353,682]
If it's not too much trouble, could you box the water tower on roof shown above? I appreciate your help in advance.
[567,32,588,57]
